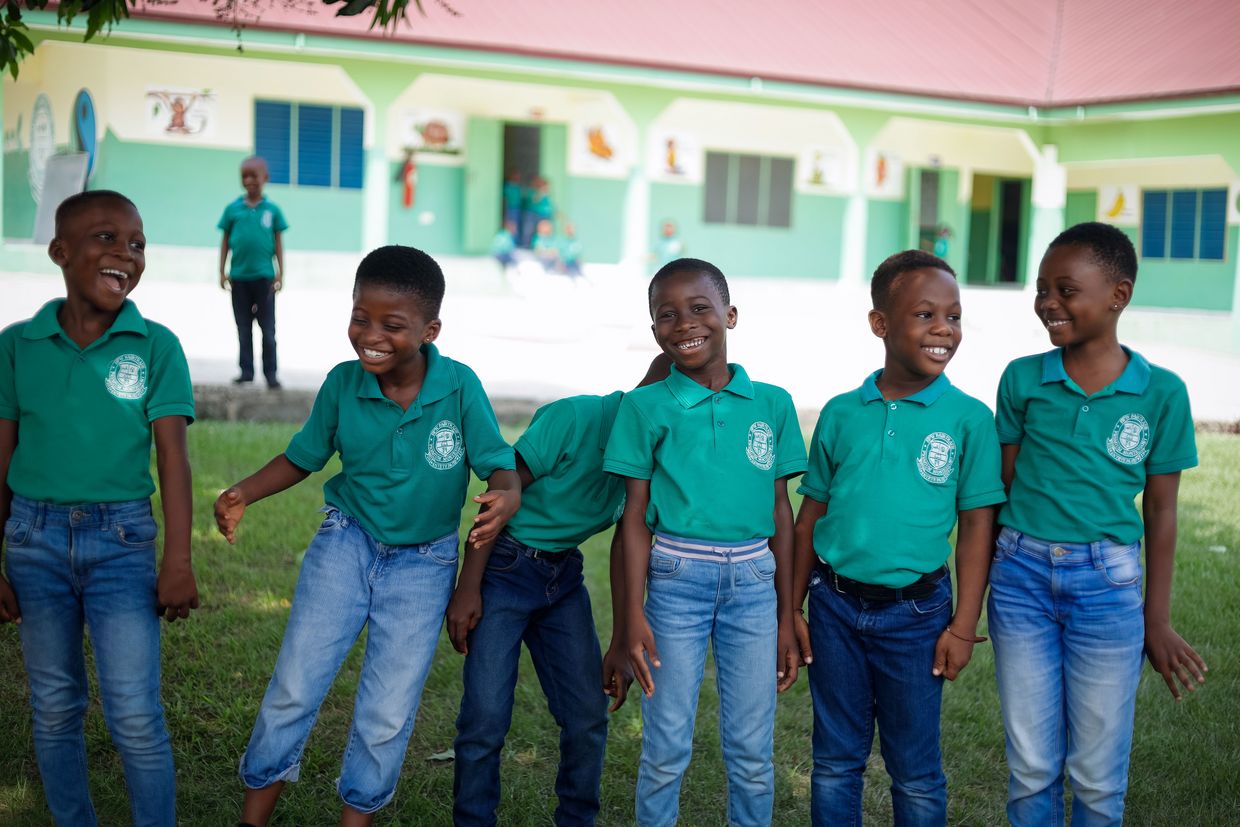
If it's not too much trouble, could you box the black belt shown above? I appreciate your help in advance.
[816,560,947,602]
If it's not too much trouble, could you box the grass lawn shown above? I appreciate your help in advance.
[1,423,1238,825]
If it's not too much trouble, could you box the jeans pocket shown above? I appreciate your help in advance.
[3,518,32,548]
[423,535,459,567]
[316,507,343,533]
[648,549,683,579]
[745,550,776,582]
[1100,543,1143,587]
[117,515,159,548]
[909,577,952,616]
[486,543,521,572]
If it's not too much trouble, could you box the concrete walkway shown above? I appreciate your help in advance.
[4,251,1239,423]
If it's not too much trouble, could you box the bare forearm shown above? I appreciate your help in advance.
[0,419,15,563]
[230,454,310,505]
[609,530,626,631]
[772,481,794,619]
[153,418,193,566]
[952,506,995,633]
[1143,474,1182,625]
[792,497,827,609]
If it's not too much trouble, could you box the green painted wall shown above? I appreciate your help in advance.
[1122,226,1237,311]
[650,182,845,278]
[3,149,35,239]
[966,208,992,283]
[1065,190,1096,228]
[563,176,626,262]
[389,162,464,255]
[865,199,907,278]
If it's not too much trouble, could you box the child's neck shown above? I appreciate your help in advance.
[1061,334,1127,396]
[377,352,428,411]
[244,192,264,206]
[680,358,732,392]
[875,365,937,401]
[58,296,121,350]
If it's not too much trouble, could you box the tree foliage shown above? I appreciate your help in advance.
[0,0,456,79]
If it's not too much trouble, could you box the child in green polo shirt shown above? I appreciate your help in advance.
[0,190,199,826]
[447,353,670,827]
[213,245,519,827]
[604,258,807,827]
[791,250,1004,826]
[988,222,1205,826]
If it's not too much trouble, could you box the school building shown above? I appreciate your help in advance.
[4,0,1240,347]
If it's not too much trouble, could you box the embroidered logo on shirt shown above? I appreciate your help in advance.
[917,431,957,484]
[1106,413,1150,465]
[104,353,148,400]
[746,421,775,470]
[261,210,274,229]
[425,419,465,470]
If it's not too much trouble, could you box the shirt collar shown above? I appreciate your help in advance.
[664,363,754,408]
[859,370,952,406]
[23,299,147,342]
[356,343,454,408]
[1040,347,1150,395]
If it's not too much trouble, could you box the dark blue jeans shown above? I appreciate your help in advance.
[807,566,952,827]
[230,277,277,383]
[453,532,608,826]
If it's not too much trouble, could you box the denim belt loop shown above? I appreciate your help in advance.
[1089,539,1105,570]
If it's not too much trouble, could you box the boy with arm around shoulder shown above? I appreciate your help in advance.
[447,353,671,827]
[605,258,807,827]
[0,190,199,826]
[988,222,1205,826]
[214,245,519,827]
[791,250,1004,826]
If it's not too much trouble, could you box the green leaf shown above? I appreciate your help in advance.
[9,28,34,55]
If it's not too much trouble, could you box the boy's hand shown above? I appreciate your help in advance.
[626,616,660,698]
[793,610,814,667]
[1145,621,1207,701]
[468,488,519,547]
[214,487,247,544]
[932,628,976,681]
[272,275,283,293]
[446,586,482,655]
[156,562,200,622]
[777,616,800,692]
[0,575,21,624]
[602,640,634,712]
[219,272,229,290]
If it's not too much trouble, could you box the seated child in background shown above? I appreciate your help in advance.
[214,245,519,827]
[0,190,199,826]
[503,169,524,232]
[988,222,1205,826]
[605,258,807,827]
[525,175,555,247]
[448,353,671,827]
[792,250,1004,826]
[532,218,560,272]
[491,220,518,271]
[653,220,684,267]
[558,222,585,279]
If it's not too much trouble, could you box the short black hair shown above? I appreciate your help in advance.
[871,250,956,311]
[648,257,730,310]
[1047,222,1138,284]
[54,190,138,236]
[354,245,446,318]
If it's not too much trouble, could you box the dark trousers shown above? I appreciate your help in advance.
[230,278,277,382]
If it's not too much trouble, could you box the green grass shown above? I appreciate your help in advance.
[1,425,1238,825]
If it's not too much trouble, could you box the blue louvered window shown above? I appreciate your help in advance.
[1141,188,1227,261]
[253,100,365,190]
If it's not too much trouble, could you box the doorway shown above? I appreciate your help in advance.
[503,124,541,244]
[965,175,1028,285]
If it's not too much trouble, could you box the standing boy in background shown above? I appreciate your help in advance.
[792,250,1004,826]
[0,190,200,826]
[219,155,287,390]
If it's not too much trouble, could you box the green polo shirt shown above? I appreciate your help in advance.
[0,299,195,504]
[506,391,626,553]
[285,344,514,546]
[218,196,288,281]
[997,348,1197,544]
[603,364,807,543]
[798,371,1005,587]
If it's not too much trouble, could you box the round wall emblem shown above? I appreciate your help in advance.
[425,419,465,470]
[746,421,775,470]
[1106,412,1150,465]
[917,431,957,484]
[105,353,148,400]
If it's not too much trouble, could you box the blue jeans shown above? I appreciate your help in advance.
[239,509,458,813]
[988,526,1145,827]
[806,565,952,827]
[636,536,777,827]
[453,532,608,826]
[4,495,175,827]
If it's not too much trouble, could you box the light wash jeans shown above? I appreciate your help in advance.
[636,534,777,827]
[806,565,952,827]
[239,508,458,813]
[453,531,608,827]
[988,526,1145,827]
[5,494,175,827]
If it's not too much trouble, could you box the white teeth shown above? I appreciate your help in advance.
[363,348,391,359]
[677,337,705,350]
[1046,319,1069,327]
[924,347,948,355]
[100,268,128,279]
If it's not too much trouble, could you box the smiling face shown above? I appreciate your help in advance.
[49,197,146,316]
[348,284,441,382]
[1035,243,1130,349]
[870,267,961,390]
[241,158,268,201]
[649,268,736,385]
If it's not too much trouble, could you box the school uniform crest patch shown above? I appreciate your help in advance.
[917,432,956,484]
[425,420,464,470]
[1107,413,1150,465]
[261,210,274,229]
[105,353,148,400]
[746,421,775,470]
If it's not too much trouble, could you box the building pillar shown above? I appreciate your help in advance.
[623,160,651,270]
[1024,144,1067,289]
